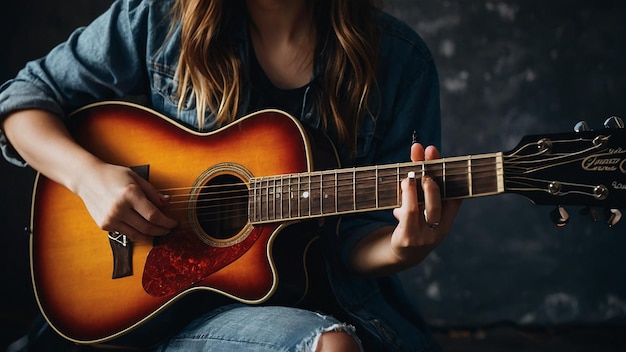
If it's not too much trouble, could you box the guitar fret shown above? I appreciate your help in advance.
[396,165,401,206]
[288,175,293,219]
[377,167,398,208]
[301,174,306,217]
[305,173,312,217]
[265,178,271,221]
[282,176,286,219]
[424,161,444,202]
[442,160,447,198]
[294,175,298,218]
[352,169,356,211]
[258,179,264,221]
[258,178,264,221]
[297,174,302,218]
[293,174,298,219]
[281,175,288,220]
[300,174,305,217]
[375,167,379,209]
[496,153,504,194]
[445,158,471,198]
[272,177,277,221]
[271,178,276,219]
[320,171,332,214]
[251,179,257,222]
[305,174,310,217]
[307,174,313,216]
[353,168,376,212]
[337,170,352,212]
[334,171,338,214]
[472,154,503,196]
[319,174,324,215]
[298,174,303,218]
[468,158,473,197]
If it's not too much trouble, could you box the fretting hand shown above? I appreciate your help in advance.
[351,143,462,276]
[389,143,461,263]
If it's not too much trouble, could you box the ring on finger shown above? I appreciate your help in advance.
[423,209,439,229]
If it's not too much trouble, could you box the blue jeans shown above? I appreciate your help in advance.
[154,304,363,351]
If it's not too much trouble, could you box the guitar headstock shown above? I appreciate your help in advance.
[503,117,625,227]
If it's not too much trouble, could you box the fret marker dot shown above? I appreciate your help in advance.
[302,191,310,199]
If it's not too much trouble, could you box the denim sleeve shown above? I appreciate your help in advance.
[337,54,442,268]
[0,0,153,166]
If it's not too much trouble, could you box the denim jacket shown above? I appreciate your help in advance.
[0,0,441,350]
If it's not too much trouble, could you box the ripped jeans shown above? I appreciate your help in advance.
[154,304,362,352]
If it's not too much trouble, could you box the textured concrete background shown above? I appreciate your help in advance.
[1,0,625,346]
[384,0,626,328]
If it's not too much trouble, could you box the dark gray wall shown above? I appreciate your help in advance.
[1,0,625,345]
[385,0,626,328]
[0,0,117,346]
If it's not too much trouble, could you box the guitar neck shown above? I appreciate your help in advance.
[249,152,504,223]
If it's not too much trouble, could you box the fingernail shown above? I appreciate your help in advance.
[408,171,416,181]
[160,194,171,202]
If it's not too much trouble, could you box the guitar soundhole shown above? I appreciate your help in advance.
[195,174,249,243]
[189,163,254,247]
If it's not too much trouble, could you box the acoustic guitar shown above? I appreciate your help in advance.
[29,101,625,348]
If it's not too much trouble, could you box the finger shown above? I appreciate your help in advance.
[120,206,174,237]
[393,173,421,248]
[131,172,172,208]
[422,175,442,227]
[404,171,420,213]
[102,198,172,240]
[125,195,177,237]
[410,143,425,162]
[424,145,441,160]
[107,221,153,244]
[423,145,442,227]
[130,173,179,230]
[394,172,420,223]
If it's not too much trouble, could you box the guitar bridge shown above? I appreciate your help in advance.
[108,231,133,279]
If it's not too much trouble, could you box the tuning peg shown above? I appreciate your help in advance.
[574,121,591,132]
[580,206,602,222]
[550,205,570,227]
[604,116,624,129]
[605,208,622,227]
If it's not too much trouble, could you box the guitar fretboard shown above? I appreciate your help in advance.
[249,153,504,223]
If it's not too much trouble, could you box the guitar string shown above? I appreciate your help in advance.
[154,168,596,225]
[156,156,504,197]
[160,166,504,205]
[158,148,591,207]
[141,148,597,221]
[156,169,506,222]
[116,138,609,228]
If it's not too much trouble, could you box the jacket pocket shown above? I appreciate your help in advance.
[149,63,201,128]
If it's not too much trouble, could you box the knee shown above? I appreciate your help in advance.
[316,331,361,352]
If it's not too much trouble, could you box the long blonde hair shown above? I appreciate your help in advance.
[172,0,380,149]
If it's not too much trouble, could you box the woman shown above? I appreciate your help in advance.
[0,0,461,350]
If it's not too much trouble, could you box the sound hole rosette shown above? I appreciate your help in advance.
[188,162,254,247]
